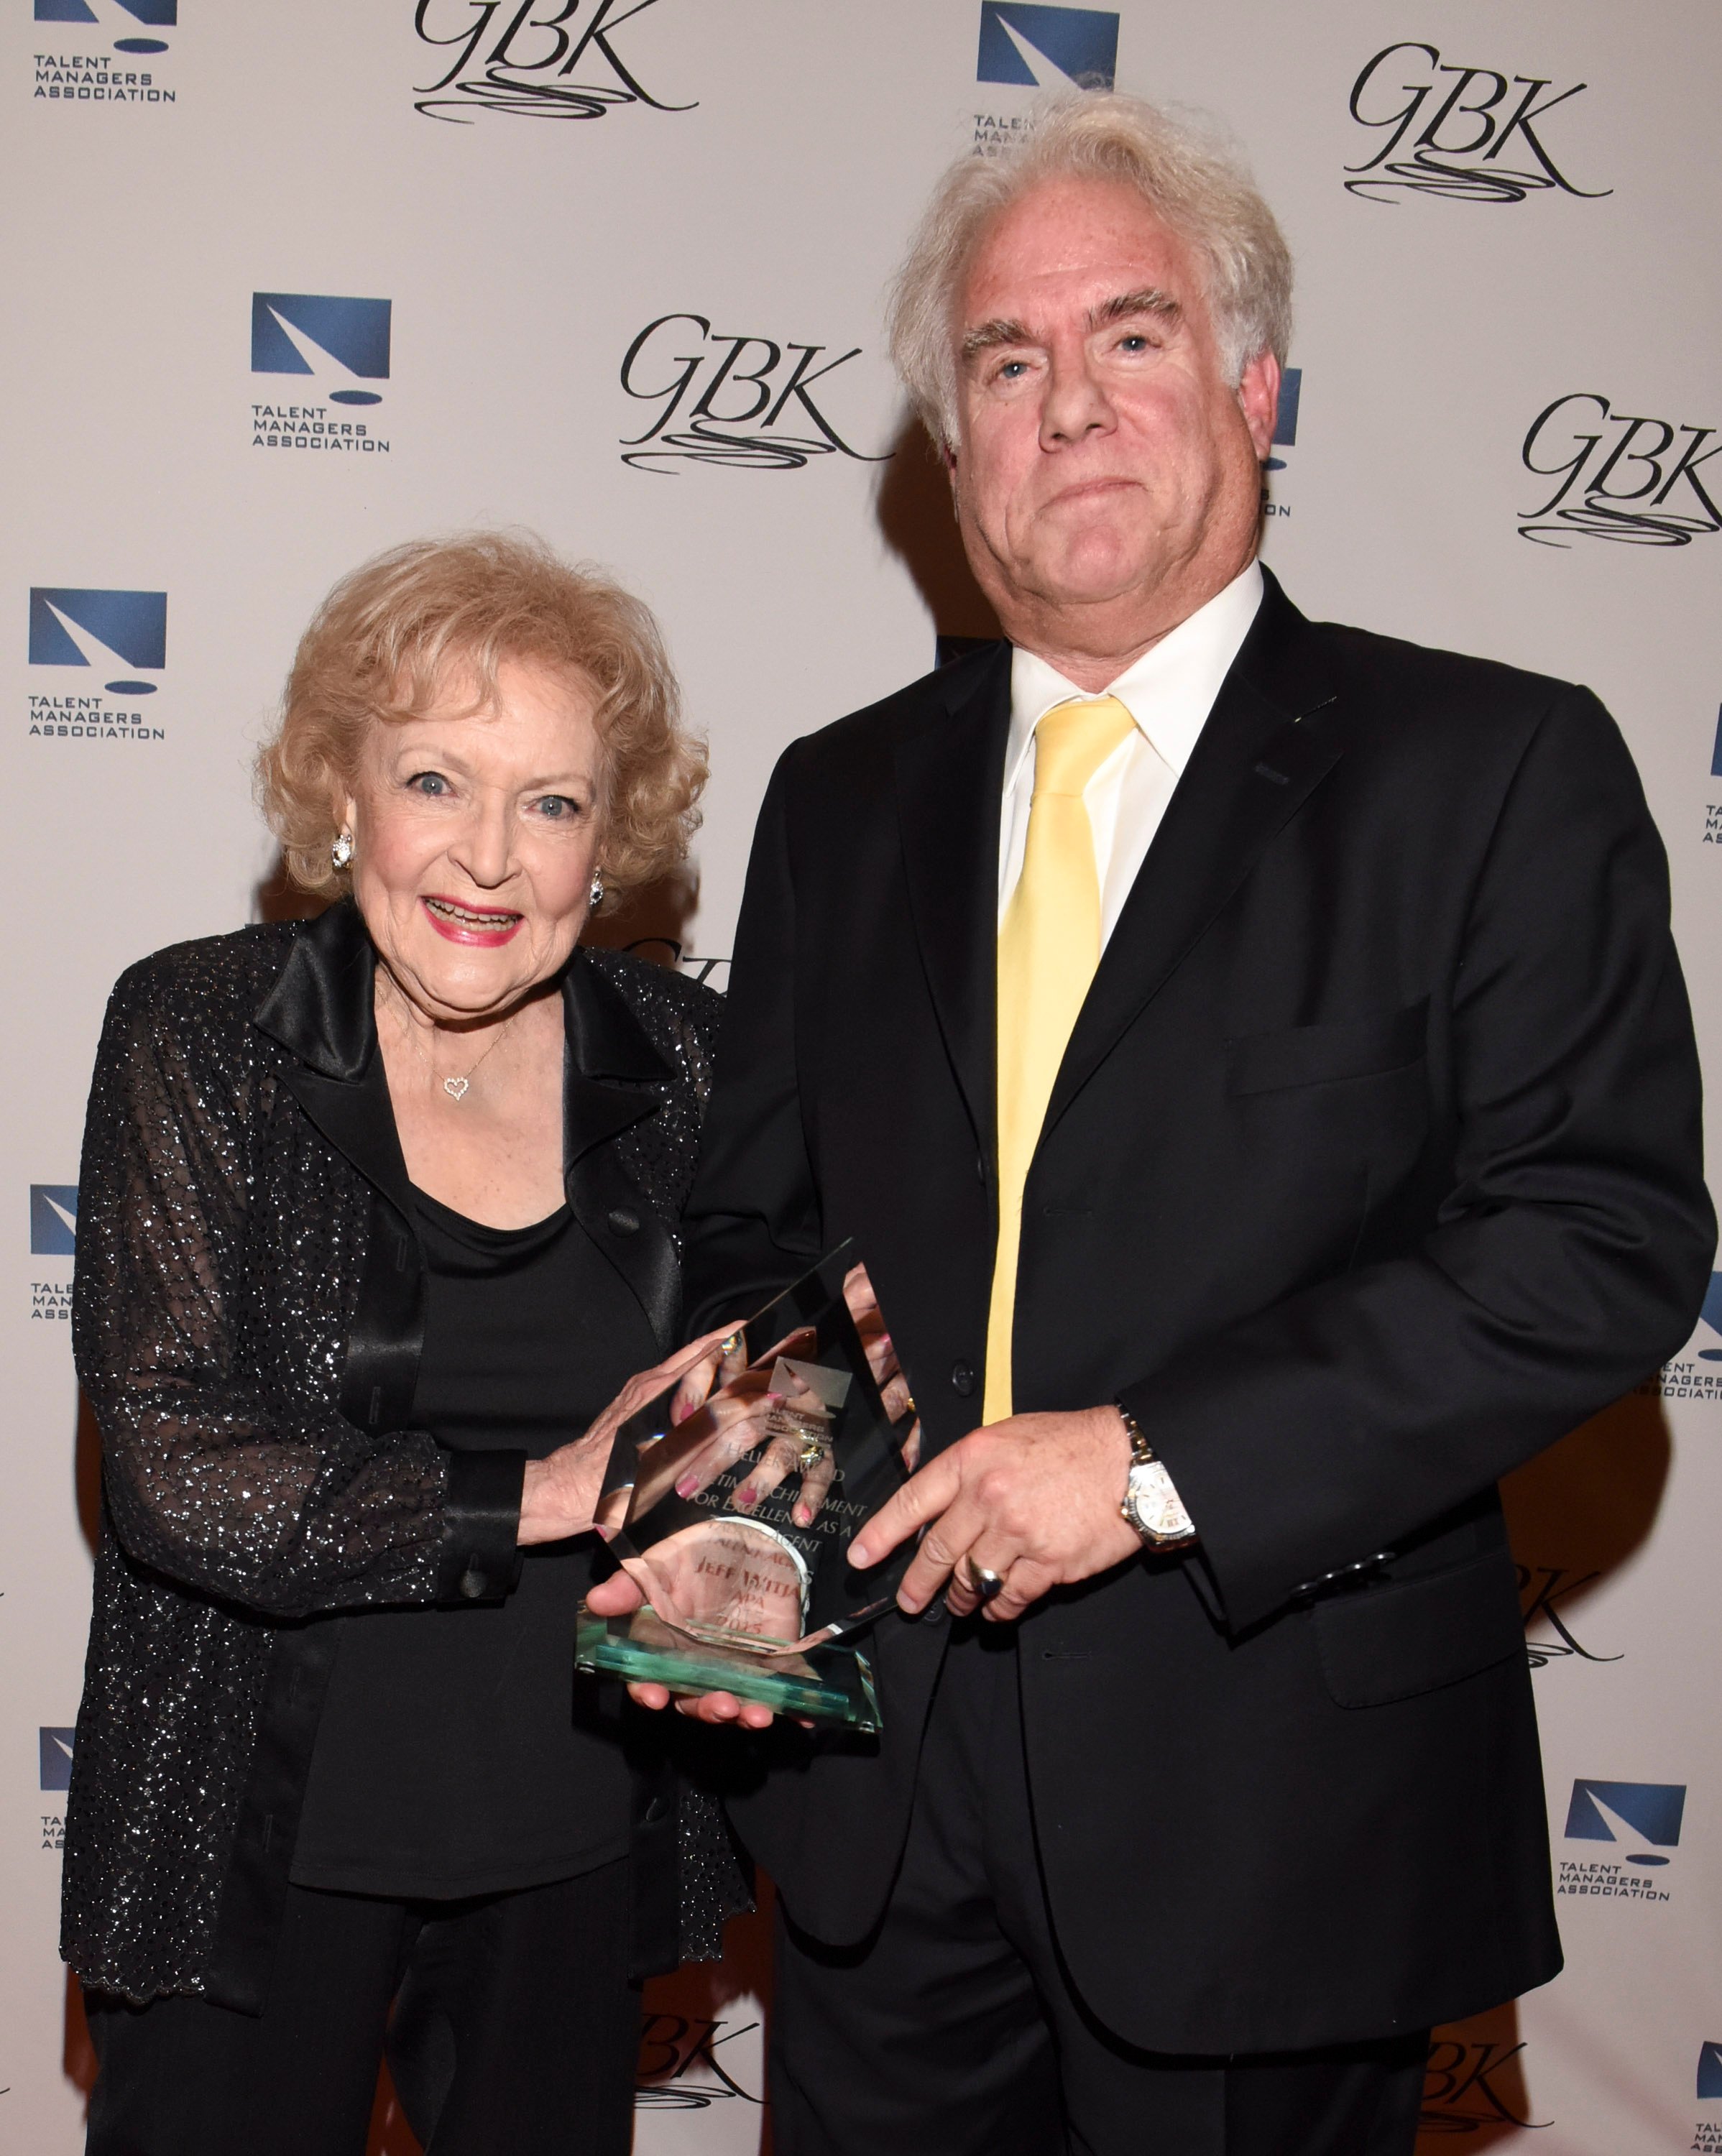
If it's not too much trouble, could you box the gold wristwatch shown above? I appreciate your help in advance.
[1118,1406,1197,1549]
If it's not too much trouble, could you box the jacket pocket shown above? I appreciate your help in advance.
[1312,1549,1524,1708]
[1226,998,1429,1097]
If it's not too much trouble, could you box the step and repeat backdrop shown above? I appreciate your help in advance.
[3,1,1719,2149]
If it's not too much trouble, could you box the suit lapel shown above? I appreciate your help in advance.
[893,642,1012,1151]
[1044,575,1340,1135]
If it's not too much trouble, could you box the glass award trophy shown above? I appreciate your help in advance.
[574,1243,917,1731]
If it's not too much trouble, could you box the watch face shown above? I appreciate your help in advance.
[1125,1461,1164,1537]
[1127,1460,1187,1542]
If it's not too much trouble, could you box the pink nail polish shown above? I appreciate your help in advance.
[793,1503,812,1526]
[675,1474,699,1499]
[734,1488,756,1512]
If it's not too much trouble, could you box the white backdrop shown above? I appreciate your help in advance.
[4,3,1719,2150]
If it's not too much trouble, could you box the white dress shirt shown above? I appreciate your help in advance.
[998,559,1265,940]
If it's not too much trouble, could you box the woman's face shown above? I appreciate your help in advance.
[343,655,604,1023]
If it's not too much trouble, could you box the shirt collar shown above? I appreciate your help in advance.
[1005,557,1265,792]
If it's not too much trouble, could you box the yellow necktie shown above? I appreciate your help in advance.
[984,696,1137,1423]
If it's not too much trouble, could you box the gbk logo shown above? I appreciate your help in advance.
[1421,2035,1547,2133]
[413,0,695,125]
[1346,43,1608,204]
[1700,2044,1722,2100]
[1263,367,1301,474]
[637,2012,763,2110]
[1520,396,1722,548]
[1564,1779,1685,1866]
[29,1187,78,1256]
[39,1729,75,1792]
[618,315,888,473]
[252,295,390,407]
[1518,1565,1620,1670]
[977,4,1118,92]
[29,590,165,694]
[34,0,172,52]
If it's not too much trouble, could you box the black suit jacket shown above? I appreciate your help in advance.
[681,571,1714,2054]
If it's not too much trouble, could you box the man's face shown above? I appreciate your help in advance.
[949,175,1279,665]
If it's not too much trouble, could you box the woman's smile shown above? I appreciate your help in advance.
[420,893,525,946]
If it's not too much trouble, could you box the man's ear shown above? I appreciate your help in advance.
[1236,350,1281,464]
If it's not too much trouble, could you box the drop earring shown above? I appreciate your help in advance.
[331,829,354,870]
[589,872,604,911]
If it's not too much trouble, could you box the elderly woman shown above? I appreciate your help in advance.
[65,533,747,2156]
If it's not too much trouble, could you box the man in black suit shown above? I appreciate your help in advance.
[594,91,1713,2155]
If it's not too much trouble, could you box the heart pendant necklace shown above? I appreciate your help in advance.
[432,1021,512,1103]
[385,979,517,1105]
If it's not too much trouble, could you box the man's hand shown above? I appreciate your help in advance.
[849,1406,1143,1621]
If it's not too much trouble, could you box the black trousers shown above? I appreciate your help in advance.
[772,1626,1427,2156]
[84,1860,638,2156]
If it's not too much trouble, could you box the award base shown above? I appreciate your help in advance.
[576,1603,881,1733]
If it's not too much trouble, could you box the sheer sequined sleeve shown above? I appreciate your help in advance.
[73,957,450,1621]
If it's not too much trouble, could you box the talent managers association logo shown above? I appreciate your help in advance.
[35,0,171,49]
[974,3,1118,155]
[29,1186,75,1321]
[251,295,392,456]
[29,1187,78,1257]
[29,589,162,690]
[977,4,1118,91]
[39,1729,75,1792]
[33,0,176,106]
[27,589,167,743]
[1558,1779,1685,1903]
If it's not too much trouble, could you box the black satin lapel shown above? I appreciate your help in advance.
[251,898,375,1080]
[278,1058,424,1432]
[1045,589,1340,1133]
[279,1058,413,1217]
[893,644,1012,1150]
[562,962,679,1350]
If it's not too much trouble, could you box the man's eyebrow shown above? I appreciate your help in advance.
[959,289,1182,364]
[1087,287,1180,331]
[960,316,1035,362]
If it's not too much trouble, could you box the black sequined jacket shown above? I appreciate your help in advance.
[65,899,747,2009]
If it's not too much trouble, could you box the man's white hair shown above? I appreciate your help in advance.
[887,92,1294,450]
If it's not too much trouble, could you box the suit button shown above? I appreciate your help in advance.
[607,1207,640,1236]
[459,1565,485,1600]
[950,1360,975,1397]
[975,1153,987,1185]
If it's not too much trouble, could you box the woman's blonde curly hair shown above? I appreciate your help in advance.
[257,530,706,903]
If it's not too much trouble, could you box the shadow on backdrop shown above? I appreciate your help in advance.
[872,411,1002,660]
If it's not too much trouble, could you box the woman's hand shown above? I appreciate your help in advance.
[517,1327,741,1546]
[581,1567,786,1730]
[844,1263,921,1470]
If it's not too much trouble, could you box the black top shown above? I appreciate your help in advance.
[65,904,733,2012]
[290,1183,659,1899]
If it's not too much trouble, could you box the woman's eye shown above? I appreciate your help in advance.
[533,795,581,821]
[408,771,449,796]
[995,359,1029,382]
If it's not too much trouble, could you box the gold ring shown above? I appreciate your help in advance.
[962,1554,1006,1600]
